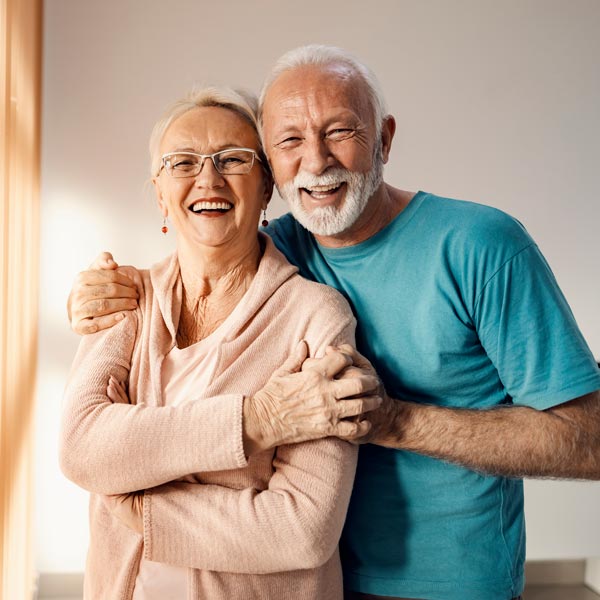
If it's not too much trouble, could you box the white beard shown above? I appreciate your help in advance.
[277,145,384,237]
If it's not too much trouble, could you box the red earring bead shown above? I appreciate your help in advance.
[161,225,168,234]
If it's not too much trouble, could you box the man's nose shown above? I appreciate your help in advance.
[301,137,334,175]
[194,157,225,188]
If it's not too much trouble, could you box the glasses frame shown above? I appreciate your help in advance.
[159,147,263,178]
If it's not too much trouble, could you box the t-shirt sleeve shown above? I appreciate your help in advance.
[473,244,600,409]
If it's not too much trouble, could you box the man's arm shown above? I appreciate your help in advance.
[376,392,600,479]
[345,347,600,479]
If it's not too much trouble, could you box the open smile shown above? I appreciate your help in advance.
[188,200,233,215]
[301,182,345,199]
[299,182,347,209]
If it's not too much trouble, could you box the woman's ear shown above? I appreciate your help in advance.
[262,172,274,210]
[152,176,168,218]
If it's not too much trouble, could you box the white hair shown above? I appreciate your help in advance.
[149,86,266,177]
[258,44,388,139]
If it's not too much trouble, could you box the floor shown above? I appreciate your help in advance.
[40,585,600,600]
[523,585,600,599]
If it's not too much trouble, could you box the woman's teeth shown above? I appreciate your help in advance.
[190,201,233,213]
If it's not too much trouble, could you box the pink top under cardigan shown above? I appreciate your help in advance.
[60,234,358,600]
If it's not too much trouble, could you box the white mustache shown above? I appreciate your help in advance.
[291,168,352,189]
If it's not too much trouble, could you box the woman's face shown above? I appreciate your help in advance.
[153,106,271,254]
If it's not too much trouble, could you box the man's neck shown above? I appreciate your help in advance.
[314,183,416,249]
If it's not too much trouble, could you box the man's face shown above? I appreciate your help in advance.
[261,65,383,237]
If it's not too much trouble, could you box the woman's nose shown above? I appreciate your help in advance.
[193,157,225,188]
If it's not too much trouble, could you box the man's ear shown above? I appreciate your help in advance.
[380,115,396,164]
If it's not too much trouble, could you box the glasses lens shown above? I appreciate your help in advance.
[214,149,254,174]
[165,153,201,177]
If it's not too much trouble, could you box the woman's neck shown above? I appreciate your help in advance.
[175,237,262,348]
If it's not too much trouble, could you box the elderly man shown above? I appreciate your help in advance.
[68,46,600,600]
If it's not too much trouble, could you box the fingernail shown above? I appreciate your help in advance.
[115,313,124,321]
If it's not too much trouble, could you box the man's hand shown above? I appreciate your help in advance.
[329,344,401,446]
[103,491,144,534]
[67,252,139,335]
[243,342,383,454]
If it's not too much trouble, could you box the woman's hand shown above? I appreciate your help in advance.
[103,491,144,534]
[243,342,383,454]
[107,375,129,404]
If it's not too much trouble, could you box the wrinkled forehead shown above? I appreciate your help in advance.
[262,64,373,125]
[162,105,260,153]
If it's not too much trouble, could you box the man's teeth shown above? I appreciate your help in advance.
[304,183,343,197]
[190,201,233,213]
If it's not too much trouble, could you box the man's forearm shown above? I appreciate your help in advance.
[374,391,600,479]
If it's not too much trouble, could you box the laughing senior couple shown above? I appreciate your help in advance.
[62,45,600,600]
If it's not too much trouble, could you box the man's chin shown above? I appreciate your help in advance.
[290,203,356,237]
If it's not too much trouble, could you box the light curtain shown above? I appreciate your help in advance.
[0,0,42,598]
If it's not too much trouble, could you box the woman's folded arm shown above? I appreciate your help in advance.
[143,435,358,573]
[59,314,248,495]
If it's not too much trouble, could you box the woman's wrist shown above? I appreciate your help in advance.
[242,395,272,457]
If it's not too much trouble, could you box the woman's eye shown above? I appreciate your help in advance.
[171,159,197,171]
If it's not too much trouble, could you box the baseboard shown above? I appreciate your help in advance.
[525,560,586,585]
[586,558,600,594]
[35,561,600,598]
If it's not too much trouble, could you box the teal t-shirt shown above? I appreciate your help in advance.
[265,192,600,600]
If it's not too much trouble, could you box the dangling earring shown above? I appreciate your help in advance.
[161,217,168,235]
[261,209,269,227]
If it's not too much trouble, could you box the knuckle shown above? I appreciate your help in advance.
[71,287,85,303]
[306,370,321,385]
[93,298,107,312]
[81,323,97,335]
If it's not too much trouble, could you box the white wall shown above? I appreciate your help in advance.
[37,0,600,573]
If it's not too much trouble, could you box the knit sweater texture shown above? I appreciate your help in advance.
[60,234,358,600]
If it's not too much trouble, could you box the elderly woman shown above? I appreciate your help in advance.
[60,87,378,600]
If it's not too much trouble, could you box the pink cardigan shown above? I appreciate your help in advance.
[60,234,358,600]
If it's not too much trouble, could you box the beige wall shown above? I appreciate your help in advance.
[37,0,600,573]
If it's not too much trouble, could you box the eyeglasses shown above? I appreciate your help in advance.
[159,148,262,178]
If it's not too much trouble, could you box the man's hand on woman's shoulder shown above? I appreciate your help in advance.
[67,251,140,335]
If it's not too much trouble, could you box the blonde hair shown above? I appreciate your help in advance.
[149,86,267,177]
